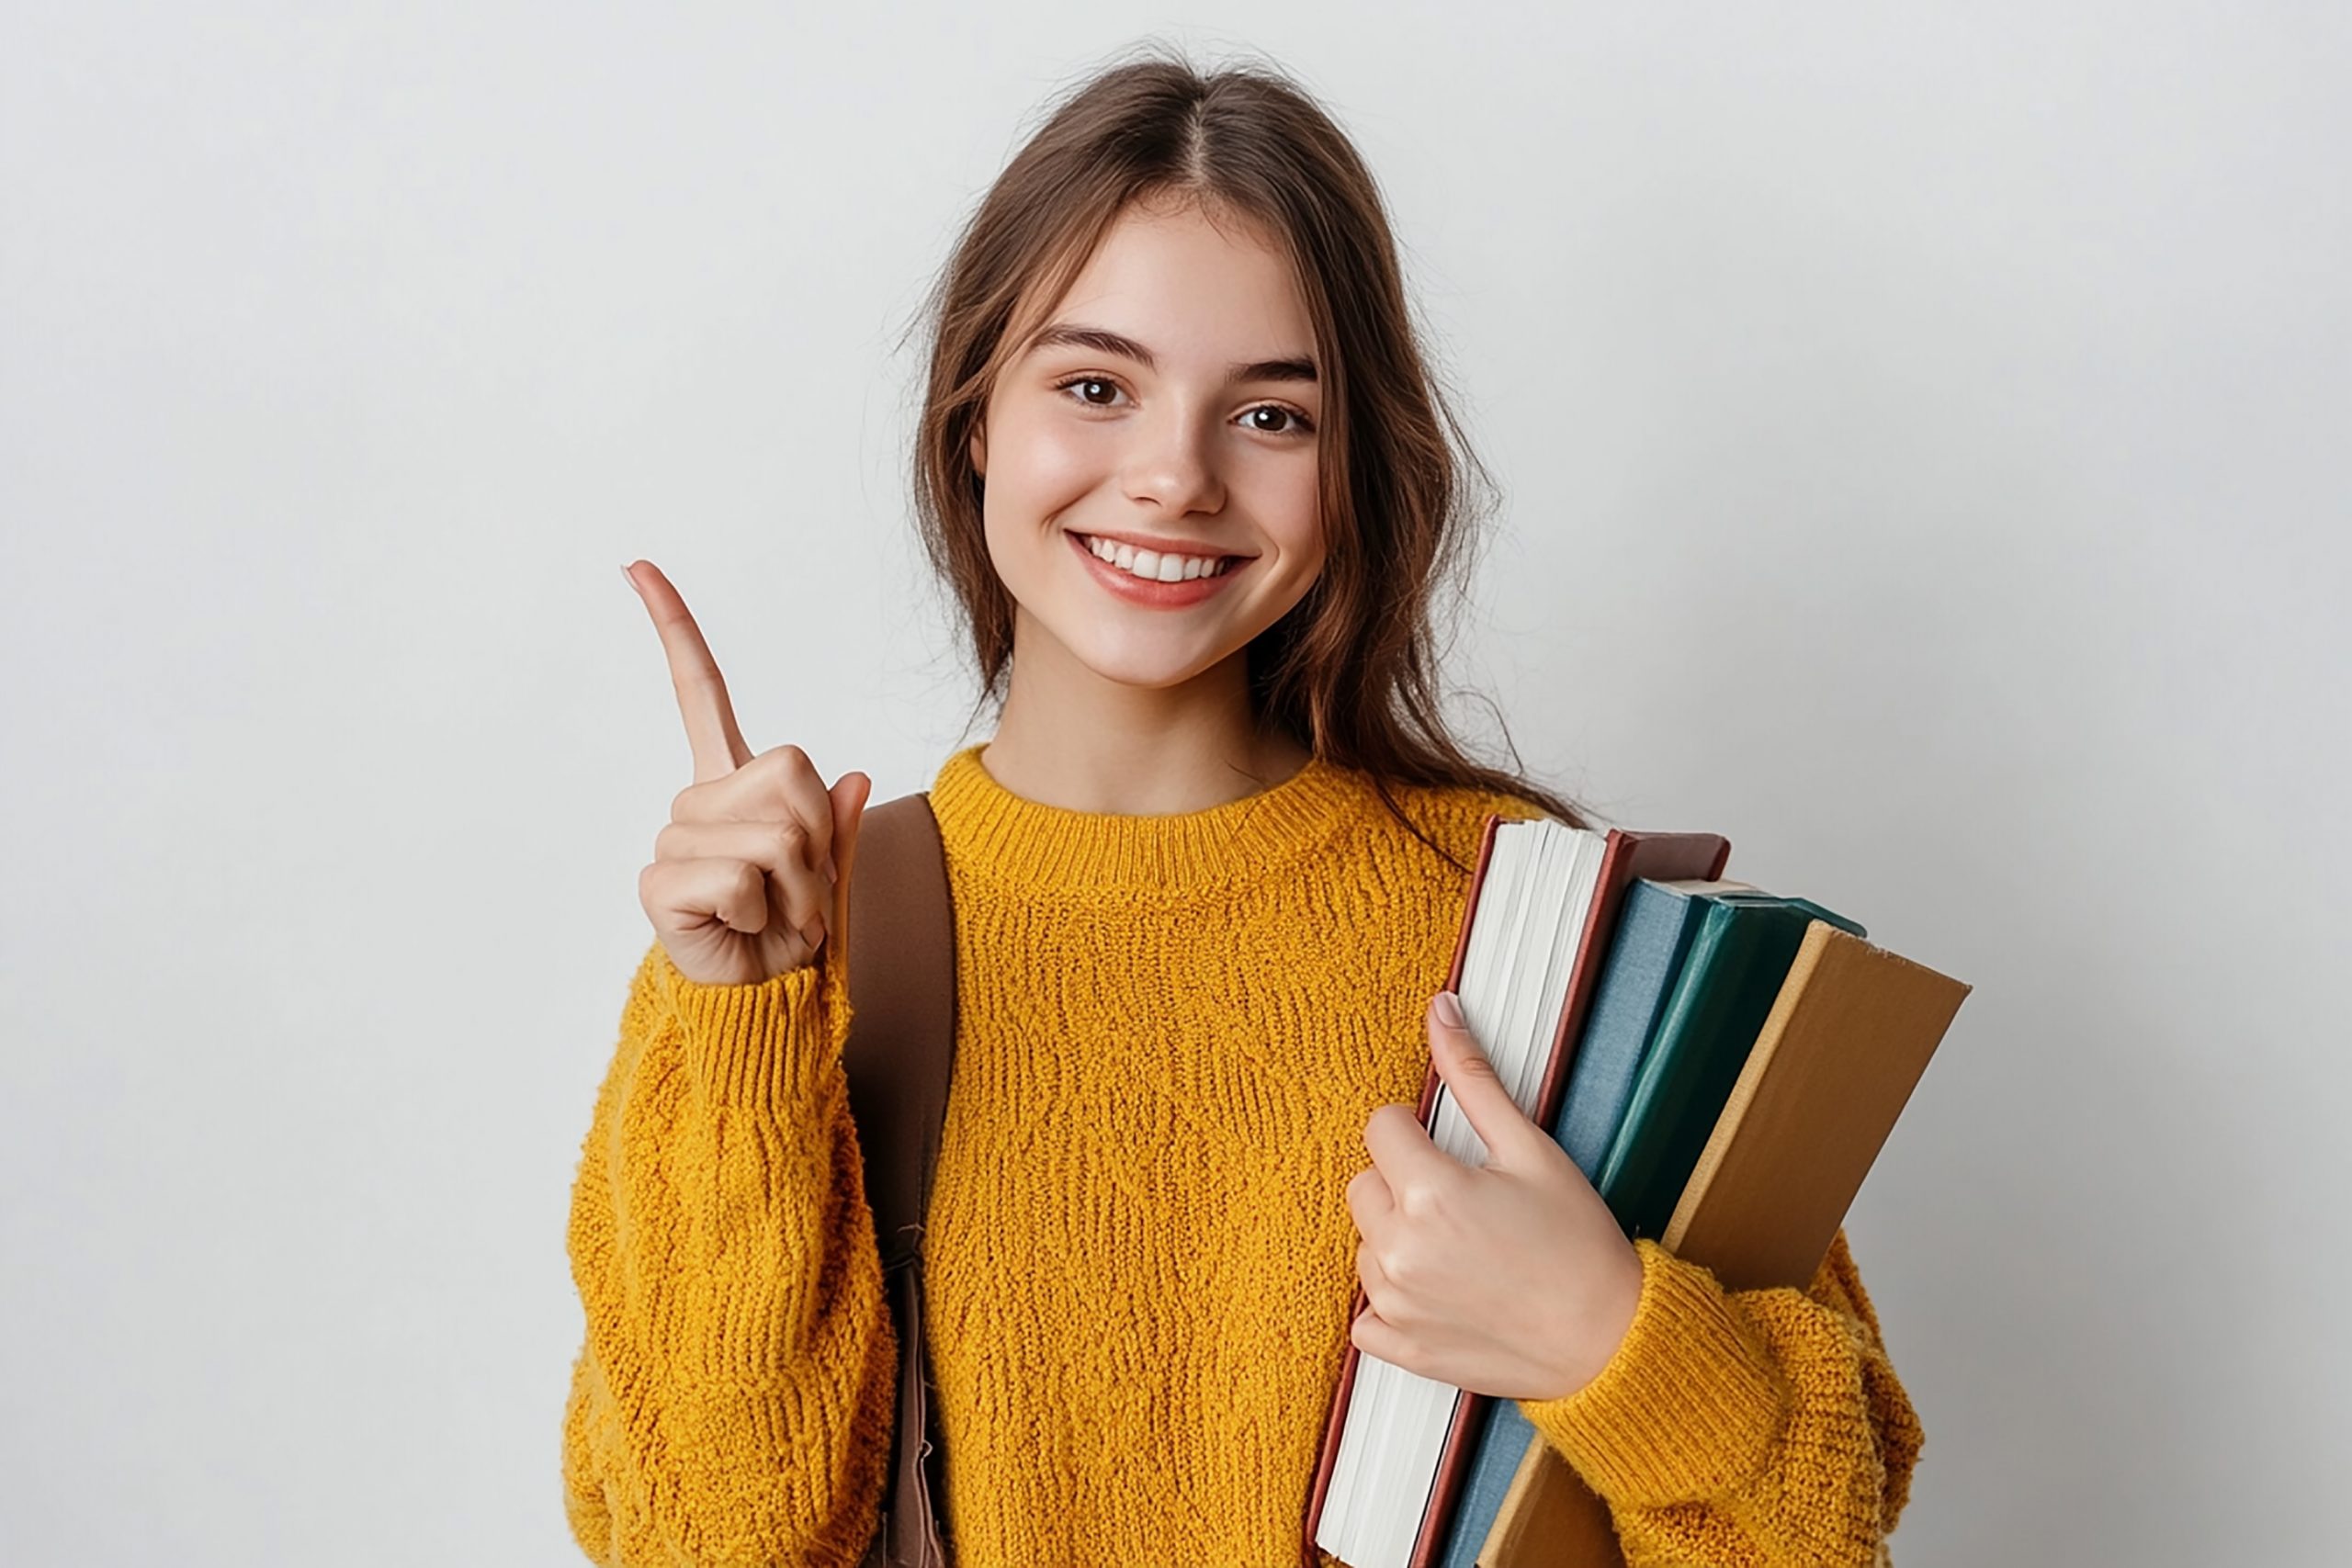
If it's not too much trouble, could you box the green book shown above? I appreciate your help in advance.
[1595,891,1865,1241]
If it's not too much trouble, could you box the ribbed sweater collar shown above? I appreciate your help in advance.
[927,742,1365,897]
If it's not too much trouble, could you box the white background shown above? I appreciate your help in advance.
[3,5,2345,1563]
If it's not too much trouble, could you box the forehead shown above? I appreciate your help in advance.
[1012,201,1311,359]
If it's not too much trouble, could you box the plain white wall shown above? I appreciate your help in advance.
[3,4,2345,1563]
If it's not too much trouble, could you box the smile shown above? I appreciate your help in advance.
[1067,530,1251,608]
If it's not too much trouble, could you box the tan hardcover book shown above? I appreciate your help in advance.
[1662,923,1972,1284]
[1478,919,1970,1565]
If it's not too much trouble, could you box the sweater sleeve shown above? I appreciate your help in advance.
[1512,1227,1924,1568]
[560,935,899,1568]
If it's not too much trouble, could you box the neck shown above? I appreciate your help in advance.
[983,613,1311,816]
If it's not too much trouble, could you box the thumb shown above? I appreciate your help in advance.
[1427,990,1536,1166]
[826,771,873,972]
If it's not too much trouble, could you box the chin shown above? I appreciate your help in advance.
[1073,645,1233,692]
[1050,620,1243,690]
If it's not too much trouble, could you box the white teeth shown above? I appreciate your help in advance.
[1083,535,1229,581]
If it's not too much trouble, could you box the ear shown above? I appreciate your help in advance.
[968,423,986,478]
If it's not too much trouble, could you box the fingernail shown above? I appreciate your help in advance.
[821,855,838,885]
[802,918,826,947]
[1432,990,1464,1027]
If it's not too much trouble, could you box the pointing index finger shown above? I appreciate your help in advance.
[624,559,753,783]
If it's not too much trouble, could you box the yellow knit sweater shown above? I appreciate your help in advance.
[561,744,1923,1567]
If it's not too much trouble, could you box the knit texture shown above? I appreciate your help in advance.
[560,743,1922,1566]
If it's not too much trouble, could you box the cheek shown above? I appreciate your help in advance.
[984,408,1103,514]
[1260,466,1327,576]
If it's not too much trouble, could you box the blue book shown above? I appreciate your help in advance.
[1597,891,1864,1244]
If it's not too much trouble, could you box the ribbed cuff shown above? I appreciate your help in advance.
[1514,1237,1790,1507]
[650,935,855,1113]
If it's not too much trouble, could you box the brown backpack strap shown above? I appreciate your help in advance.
[842,790,957,1568]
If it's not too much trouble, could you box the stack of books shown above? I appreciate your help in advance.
[1300,814,1970,1568]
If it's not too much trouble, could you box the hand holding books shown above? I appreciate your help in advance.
[1345,989,1645,1404]
[1304,814,1968,1568]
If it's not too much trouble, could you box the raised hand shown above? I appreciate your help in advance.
[625,558,871,986]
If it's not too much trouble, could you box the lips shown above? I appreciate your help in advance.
[1065,527,1250,604]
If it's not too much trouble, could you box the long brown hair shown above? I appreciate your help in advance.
[899,41,1604,874]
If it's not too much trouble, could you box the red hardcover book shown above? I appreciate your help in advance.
[1299,816,1733,1568]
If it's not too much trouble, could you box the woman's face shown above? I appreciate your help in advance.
[971,199,1327,693]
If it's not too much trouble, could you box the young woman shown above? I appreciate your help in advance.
[562,49,1920,1568]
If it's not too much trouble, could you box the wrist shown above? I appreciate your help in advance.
[1542,1237,1648,1401]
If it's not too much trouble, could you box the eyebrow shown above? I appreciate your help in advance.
[1023,321,1319,386]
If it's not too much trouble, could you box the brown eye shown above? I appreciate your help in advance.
[1248,403,1317,436]
[1055,376,1122,407]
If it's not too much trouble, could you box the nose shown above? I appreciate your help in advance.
[1120,406,1226,519]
